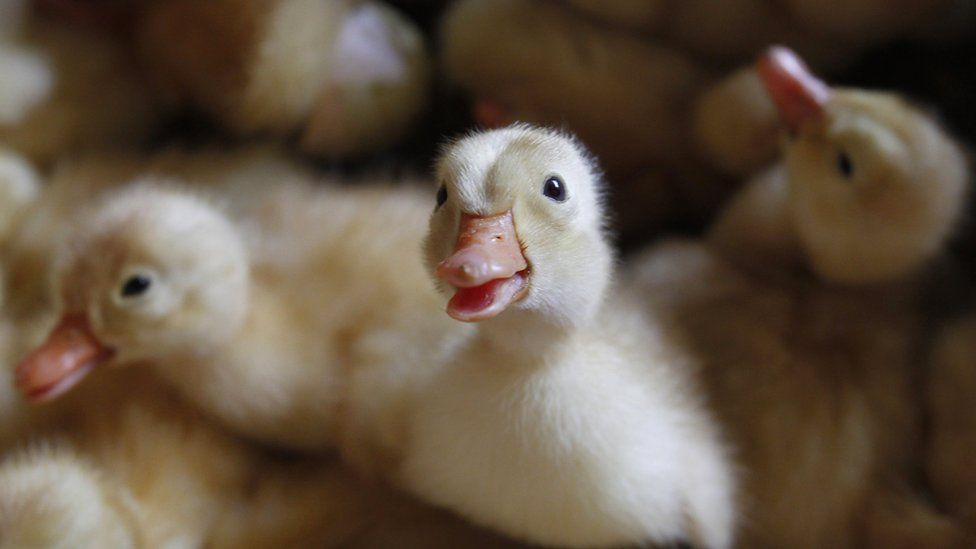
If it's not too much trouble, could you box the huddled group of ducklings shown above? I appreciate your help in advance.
[1,0,976,547]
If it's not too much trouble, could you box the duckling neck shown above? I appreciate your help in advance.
[476,308,586,360]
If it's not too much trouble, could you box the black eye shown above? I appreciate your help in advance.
[836,151,854,179]
[542,176,566,202]
[120,274,152,298]
[435,184,448,209]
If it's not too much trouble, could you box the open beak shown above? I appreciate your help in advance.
[435,211,529,322]
[15,315,114,404]
[757,45,832,133]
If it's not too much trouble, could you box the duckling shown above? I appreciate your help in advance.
[626,46,968,547]
[0,367,262,549]
[14,176,467,463]
[0,445,139,548]
[1,145,308,323]
[137,0,429,157]
[397,125,735,548]
[3,365,511,549]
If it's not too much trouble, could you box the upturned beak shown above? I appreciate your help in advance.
[757,45,832,133]
[435,211,529,322]
[15,315,114,403]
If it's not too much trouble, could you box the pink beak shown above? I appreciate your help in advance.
[15,315,114,403]
[436,211,529,322]
[757,46,832,132]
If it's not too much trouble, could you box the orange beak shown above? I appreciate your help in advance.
[15,315,114,404]
[757,45,832,133]
[435,211,529,322]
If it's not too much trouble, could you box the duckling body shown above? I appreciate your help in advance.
[398,126,735,548]
[13,162,468,463]
[2,364,518,548]
[0,368,259,548]
[626,47,968,547]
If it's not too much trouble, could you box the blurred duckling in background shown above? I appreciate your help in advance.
[397,125,735,548]
[14,174,468,466]
[0,371,261,549]
[626,46,969,548]
[137,0,430,158]
[0,364,519,548]
[0,0,157,165]
[0,145,306,323]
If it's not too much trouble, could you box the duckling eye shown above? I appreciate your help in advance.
[542,176,566,202]
[836,151,854,179]
[120,274,152,298]
[435,184,448,209]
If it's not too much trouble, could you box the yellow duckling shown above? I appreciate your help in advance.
[626,46,968,547]
[14,176,467,465]
[138,0,429,158]
[1,364,517,548]
[397,125,736,548]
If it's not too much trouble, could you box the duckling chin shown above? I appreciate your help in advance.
[399,125,736,548]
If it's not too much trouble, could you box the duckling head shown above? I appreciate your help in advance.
[758,46,968,284]
[15,183,249,403]
[425,125,612,328]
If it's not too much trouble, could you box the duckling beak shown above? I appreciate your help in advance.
[14,315,114,404]
[757,45,832,133]
[436,211,529,322]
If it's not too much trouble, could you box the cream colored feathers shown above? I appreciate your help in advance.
[626,47,969,547]
[398,125,735,548]
[13,161,468,468]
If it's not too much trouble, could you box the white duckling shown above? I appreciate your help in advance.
[14,177,467,464]
[627,46,969,547]
[397,125,736,548]
[138,0,429,158]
